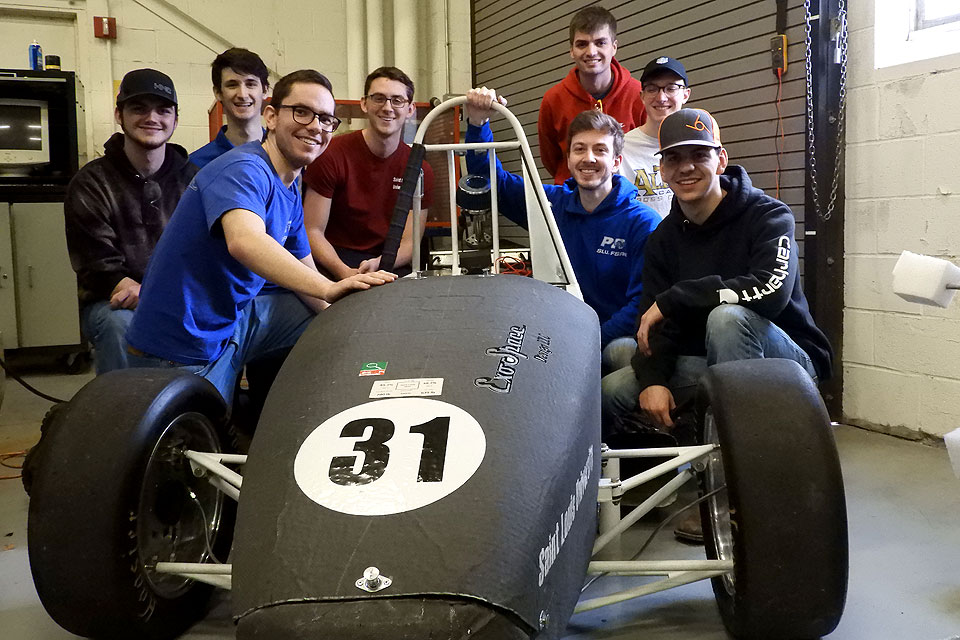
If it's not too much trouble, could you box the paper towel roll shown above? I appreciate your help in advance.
[945,427,960,480]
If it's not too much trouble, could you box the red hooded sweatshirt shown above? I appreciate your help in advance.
[537,57,645,184]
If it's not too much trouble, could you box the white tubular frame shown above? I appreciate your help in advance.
[155,442,726,605]
[410,97,582,299]
[150,452,249,589]
[588,443,730,609]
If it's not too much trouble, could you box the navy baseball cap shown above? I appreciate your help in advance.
[116,68,178,107]
[656,108,722,155]
[640,56,688,85]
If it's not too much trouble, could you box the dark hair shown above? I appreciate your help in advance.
[569,6,617,44]
[363,66,415,101]
[565,110,624,157]
[271,69,334,107]
[212,48,269,91]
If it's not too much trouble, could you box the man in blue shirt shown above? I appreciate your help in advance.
[464,87,660,373]
[127,70,395,402]
[190,48,269,169]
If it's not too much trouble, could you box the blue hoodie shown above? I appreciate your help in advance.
[466,122,660,347]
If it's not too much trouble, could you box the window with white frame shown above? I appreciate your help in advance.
[914,0,960,32]
[875,0,960,68]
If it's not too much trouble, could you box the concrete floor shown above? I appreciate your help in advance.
[1,367,959,639]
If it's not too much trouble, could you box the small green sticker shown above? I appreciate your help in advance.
[359,361,388,376]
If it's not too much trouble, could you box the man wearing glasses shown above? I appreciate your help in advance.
[619,56,691,219]
[125,70,395,402]
[302,66,434,278]
[64,68,197,374]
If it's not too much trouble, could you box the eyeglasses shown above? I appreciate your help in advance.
[364,93,411,108]
[276,104,341,132]
[642,83,686,96]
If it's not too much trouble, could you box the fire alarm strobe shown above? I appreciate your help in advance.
[94,16,117,39]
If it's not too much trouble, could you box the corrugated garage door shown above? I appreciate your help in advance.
[472,0,808,260]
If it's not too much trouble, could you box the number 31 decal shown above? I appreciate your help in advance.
[328,416,449,486]
[295,399,487,516]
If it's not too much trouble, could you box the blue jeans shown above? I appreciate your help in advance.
[601,336,637,375]
[81,301,134,374]
[126,292,313,404]
[601,304,818,425]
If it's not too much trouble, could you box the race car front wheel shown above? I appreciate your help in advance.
[28,369,233,639]
[696,358,848,639]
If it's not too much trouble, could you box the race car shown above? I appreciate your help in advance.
[26,98,848,640]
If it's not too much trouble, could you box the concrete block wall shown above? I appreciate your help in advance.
[845,0,960,438]
[0,0,471,162]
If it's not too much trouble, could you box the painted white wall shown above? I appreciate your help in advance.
[845,0,960,438]
[0,0,472,160]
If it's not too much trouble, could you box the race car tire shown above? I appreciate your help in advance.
[696,358,848,639]
[28,369,233,639]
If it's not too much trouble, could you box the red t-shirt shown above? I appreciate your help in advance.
[303,130,434,254]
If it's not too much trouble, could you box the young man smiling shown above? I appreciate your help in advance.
[302,66,434,278]
[538,6,645,184]
[190,48,269,169]
[602,107,832,432]
[466,87,659,371]
[64,68,197,374]
[619,56,691,219]
[601,108,833,542]
[126,70,395,402]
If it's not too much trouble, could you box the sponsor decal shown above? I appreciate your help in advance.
[475,324,527,393]
[538,445,594,587]
[360,361,388,376]
[370,378,443,398]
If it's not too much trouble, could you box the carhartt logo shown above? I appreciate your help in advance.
[686,113,709,132]
[656,56,669,64]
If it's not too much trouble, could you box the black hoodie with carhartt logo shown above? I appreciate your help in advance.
[64,132,197,305]
[630,164,833,390]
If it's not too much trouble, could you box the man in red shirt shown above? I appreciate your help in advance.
[302,66,434,278]
[538,6,645,184]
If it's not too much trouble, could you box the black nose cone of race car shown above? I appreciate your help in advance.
[233,275,601,640]
[237,599,532,639]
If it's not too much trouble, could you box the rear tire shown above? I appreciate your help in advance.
[28,369,234,639]
[696,359,847,639]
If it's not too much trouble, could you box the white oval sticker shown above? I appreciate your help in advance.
[294,398,487,516]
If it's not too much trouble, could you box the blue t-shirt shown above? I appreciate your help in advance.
[189,125,266,169]
[127,142,311,364]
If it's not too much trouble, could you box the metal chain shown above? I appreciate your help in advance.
[804,0,847,222]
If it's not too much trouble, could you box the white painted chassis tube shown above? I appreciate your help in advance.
[411,97,581,298]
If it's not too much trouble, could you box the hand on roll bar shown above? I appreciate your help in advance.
[465,87,508,126]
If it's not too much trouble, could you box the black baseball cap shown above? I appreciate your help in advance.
[640,56,688,85]
[116,68,178,107]
[656,108,722,155]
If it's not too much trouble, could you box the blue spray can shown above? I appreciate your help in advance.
[29,40,43,70]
